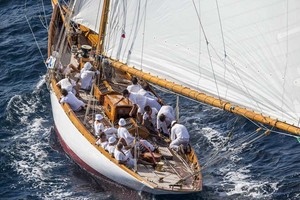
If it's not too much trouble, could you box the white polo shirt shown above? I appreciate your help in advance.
[80,70,95,90]
[60,92,85,111]
[127,84,142,93]
[138,89,157,100]
[57,78,76,92]
[106,144,116,155]
[170,124,190,141]
[94,121,105,136]
[143,107,158,127]
[157,105,175,133]
[117,127,134,146]
[114,148,135,168]
[128,92,147,113]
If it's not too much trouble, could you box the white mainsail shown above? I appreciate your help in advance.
[72,0,104,33]
[70,0,300,128]
[100,0,300,128]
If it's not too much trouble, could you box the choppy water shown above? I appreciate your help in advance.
[1,1,300,199]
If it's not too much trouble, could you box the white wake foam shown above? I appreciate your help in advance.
[201,127,278,198]
[4,77,75,199]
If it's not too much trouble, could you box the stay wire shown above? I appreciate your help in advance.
[202,128,267,172]
[24,0,47,67]
[202,117,239,169]
[140,0,148,71]
[192,0,221,100]
[40,0,48,29]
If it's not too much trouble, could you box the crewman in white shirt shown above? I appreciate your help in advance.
[95,133,108,149]
[126,77,142,93]
[105,136,118,156]
[60,89,85,111]
[142,105,158,134]
[117,118,135,147]
[157,105,175,136]
[169,121,190,152]
[114,142,136,168]
[94,114,105,137]
[56,73,78,95]
[80,62,98,90]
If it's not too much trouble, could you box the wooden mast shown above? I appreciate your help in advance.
[96,0,110,55]
[108,59,300,136]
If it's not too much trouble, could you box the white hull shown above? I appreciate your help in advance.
[49,88,190,195]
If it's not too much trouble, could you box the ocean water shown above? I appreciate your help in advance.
[0,0,300,199]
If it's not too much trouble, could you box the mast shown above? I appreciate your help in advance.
[108,59,300,136]
[96,0,110,55]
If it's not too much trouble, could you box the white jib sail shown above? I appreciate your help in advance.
[104,0,300,127]
[72,0,104,33]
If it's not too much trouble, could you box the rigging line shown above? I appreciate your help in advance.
[191,0,209,44]
[125,1,146,65]
[202,117,239,168]
[57,1,76,67]
[215,0,226,57]
[280,0,289,117]
[215,0,230,99]
[140,0,148,71]
[196,0,202,89]
[210,46,262,112]
[121,1,135,61]
[234,129,262,150]
[24,0,47,66]
[116,0,128,60]
[196,130,267,175]
[94,0,102,34]
[40,0,48,29]
[225,55,264,113]
[24,16,47,68]
[270,129,299,139]
[104,0,117,54]
[203,128,268,171]
[239,110,268,130]
[192,0,221,100]
[38,15,48,30]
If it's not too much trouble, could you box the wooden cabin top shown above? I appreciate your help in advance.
[107,94,131,106]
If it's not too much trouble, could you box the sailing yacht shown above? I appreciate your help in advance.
[47,0,300,195]
[47,0,202,194]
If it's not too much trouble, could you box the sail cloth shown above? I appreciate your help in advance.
[102,0,300,128]
[72,0,104,33]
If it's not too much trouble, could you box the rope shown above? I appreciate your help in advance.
[115,1,128,60]
[195,0,202,88]
[176,95,180,121]
[177,128,266,183]
[140,0,148,71]
[125,1,142,64]
[202,117,239,169]
[24,15,47,68]
[140,140,157,164]
[40,0,48,29]
[215,0,226,57]
[198,126,268,176]
[24,0,47,67]
[192,0,221,100]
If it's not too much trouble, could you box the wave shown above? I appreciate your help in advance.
[200,127,278,199]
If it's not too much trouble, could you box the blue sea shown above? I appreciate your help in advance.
[1,0,300,199]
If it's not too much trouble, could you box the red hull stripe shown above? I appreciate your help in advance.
[54,125,103,178]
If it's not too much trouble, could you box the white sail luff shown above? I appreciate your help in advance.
[72,0,104,33]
